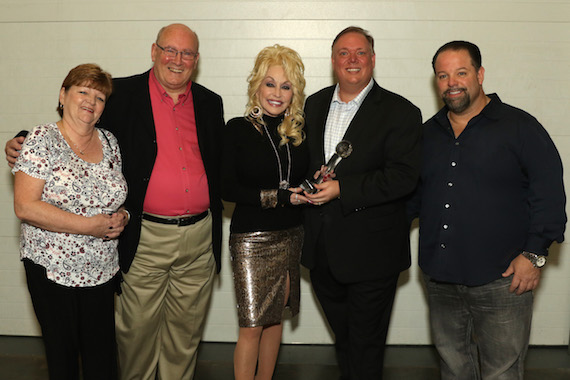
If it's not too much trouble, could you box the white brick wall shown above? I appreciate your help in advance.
[1,0,569,345]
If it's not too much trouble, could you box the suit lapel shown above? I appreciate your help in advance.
[191,82,208,148]
[136,71,157,141]
[342,81,382,144]
[190,82,215,176]
[312,87,335,164]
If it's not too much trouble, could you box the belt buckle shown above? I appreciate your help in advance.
[177,216,193,226]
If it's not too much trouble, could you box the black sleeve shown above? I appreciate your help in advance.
[15,130,28,138]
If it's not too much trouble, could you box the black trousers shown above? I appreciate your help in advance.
[310,241,399,380]
[23,259,118,380]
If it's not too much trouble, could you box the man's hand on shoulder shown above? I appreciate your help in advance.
[5,136,25,169]
[502,253,541,295]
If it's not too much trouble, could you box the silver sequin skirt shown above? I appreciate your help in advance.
[230,225,303,327]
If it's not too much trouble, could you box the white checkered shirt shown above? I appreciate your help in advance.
[323,79,374,162]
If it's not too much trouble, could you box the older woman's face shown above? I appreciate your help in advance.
[256,65,293,117]
[59,85,106,127]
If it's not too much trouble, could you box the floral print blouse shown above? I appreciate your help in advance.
[13,123,128,287]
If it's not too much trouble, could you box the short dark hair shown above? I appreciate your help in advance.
[332,26,375,55]
[58,63,113,117]
[432,40,482,73]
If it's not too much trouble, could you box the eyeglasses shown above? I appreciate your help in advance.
[156,43,198,62]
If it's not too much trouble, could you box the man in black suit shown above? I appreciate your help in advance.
[6,24,224,380]
[300,26,422,379]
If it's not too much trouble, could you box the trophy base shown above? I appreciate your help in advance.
[300,179,318,194]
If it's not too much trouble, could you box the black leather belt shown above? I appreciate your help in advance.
[142,211,208,226]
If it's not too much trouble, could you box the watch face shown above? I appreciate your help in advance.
[536,256,547,267]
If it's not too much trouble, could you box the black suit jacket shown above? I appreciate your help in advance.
[301,81,422,282]
[100,70,224,273]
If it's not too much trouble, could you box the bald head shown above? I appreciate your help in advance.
[156,24,199,52]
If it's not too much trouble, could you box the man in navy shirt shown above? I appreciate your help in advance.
[408,41,566,380]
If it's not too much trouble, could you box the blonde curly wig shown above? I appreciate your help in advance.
[245,45,306,146]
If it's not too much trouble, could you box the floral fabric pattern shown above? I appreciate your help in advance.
[13,123,128,287]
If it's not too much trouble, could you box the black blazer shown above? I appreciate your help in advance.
[100,70,224,273]
[301,81,422,282]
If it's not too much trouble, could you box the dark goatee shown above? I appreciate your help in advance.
[443,88,470,114]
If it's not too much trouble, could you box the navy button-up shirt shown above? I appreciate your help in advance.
[409,94,566,286]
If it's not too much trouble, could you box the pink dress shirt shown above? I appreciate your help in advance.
[143,68,210,216]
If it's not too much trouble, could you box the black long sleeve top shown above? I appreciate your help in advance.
[221,116,309,234]
[408,94,566,286]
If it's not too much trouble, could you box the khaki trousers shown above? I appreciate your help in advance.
[115,212,216,380]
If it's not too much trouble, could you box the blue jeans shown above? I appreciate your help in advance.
[423,274,533,380]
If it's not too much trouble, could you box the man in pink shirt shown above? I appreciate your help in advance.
[6,24,225,380]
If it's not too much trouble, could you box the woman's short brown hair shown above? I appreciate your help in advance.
[57,63,113,117]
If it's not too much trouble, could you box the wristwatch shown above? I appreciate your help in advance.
[521,251,547,268]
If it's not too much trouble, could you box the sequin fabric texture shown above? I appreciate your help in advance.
[230,226,303,327]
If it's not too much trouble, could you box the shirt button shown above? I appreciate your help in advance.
[455,142,460,146]
[451,161,457,167]
[444,203,450,209]
[179,147,183,151]
[440,243,446,249]
[443,224,449,230]
[448,182,453,187]
[182,167,186,171]
[185,189,189,192]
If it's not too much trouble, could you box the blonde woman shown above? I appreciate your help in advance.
[221,45,308,380]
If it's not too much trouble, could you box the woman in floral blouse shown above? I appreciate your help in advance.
[12,63,128,380]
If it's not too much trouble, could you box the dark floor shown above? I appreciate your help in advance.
[1,336,569,379]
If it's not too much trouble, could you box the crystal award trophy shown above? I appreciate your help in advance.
[300,140,353,194]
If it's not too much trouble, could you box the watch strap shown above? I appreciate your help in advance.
[522,251,546,268]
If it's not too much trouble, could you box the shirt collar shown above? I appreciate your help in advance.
[332,78,375,106]
[149,67,193,102]
[434,93,503,127]
[479,93,502,121]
